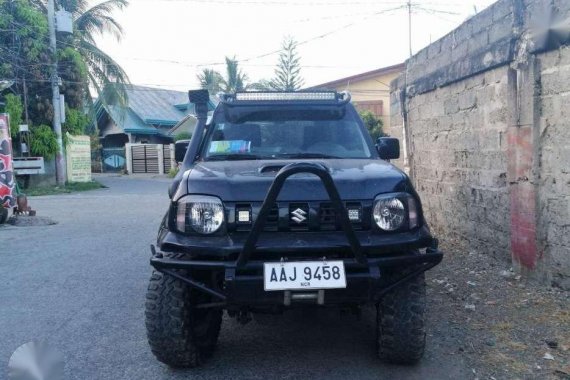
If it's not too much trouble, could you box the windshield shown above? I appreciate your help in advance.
[202,110,373,161]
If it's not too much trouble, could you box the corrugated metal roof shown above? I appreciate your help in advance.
[101,105,160,136]
[125,85,189,124]
[97,85,220,137]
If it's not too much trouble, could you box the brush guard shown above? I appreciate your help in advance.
[150,162,443,305]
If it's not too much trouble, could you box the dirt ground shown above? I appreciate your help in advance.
[427,242,569,380]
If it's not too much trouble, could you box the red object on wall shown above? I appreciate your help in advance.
[507,125,538,269]
[0,113,16,208]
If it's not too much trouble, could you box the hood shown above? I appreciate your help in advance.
[183,159,409,201]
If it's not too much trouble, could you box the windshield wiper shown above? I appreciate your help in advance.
[205,153,266,161]
[275,153,341,159]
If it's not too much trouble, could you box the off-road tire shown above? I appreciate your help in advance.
[376,273,426,364]
[0,208,8,224]
[145,253,223,368]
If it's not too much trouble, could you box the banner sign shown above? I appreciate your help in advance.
[66,133,92,183]
[0,113,16,208]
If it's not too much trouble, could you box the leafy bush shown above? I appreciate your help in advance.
[358,110,384,141]
[65,107,90,136]
[30,125,58,158]
[3,94,24,138]
[168,167,179,178]
[63,107,91,145]
[174,132,192,141]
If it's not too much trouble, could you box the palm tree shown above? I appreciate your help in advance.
[221,56,248,92]
[197,56,249,94]
[33,0,130,105]
[197,68,224,94]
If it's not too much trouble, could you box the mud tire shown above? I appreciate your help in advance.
[376,273,426,364]
[145,253,222,368]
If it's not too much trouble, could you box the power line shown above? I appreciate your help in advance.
[1,1,467,71]
[137,0,408,6]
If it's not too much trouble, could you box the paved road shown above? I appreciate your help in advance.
[0,175,471,379]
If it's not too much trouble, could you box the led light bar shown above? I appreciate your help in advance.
[233,91,338,102]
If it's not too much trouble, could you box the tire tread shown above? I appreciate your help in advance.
[376,273,426,364]
[145,252,222,368]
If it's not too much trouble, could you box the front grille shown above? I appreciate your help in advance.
[229,201,369,232]
[319,203,337,231]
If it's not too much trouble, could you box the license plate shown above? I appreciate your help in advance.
[264,261,346,291]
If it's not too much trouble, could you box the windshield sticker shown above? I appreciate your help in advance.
[209,140,251,154]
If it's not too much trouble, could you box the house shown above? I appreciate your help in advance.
[309,63,404,128]
[96,85,216,148]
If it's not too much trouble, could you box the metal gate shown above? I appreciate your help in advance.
[163,144,172,173]
[101,148,126,172]
[131,145,159,174]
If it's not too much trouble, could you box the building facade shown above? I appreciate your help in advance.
[309,63,404,129]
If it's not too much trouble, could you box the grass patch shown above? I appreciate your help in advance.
[24,181,106,196]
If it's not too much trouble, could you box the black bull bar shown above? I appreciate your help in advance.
[150,162,443,303]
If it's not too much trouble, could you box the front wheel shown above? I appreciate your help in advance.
[376,273,426,364]
[145,254,222,368]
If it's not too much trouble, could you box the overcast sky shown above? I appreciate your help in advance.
[93,0,497,91]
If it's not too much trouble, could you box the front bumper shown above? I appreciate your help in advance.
[150,246,443,307]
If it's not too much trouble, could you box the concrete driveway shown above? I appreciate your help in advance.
[0,175,471,379]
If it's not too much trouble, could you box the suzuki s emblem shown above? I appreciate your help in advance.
[291,208,307,224]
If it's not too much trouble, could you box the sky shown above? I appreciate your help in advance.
[93,0,498,91]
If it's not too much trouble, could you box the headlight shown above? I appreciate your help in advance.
[175,195,224,234]
[373,194,419,231]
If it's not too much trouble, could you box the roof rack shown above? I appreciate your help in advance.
[218,91,351,105]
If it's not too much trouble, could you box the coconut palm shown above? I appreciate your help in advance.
[69,0,130,104]
[33,0,130,104]
[221,56,248,92]
[197,68,224,94]
[198,56,249,94]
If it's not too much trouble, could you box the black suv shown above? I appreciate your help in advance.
[145,90,443,367]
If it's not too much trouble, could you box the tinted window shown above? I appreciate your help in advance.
[202,114,372,160]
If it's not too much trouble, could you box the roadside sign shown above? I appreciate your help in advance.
[66,133,92,182]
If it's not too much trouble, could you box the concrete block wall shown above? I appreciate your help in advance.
[390,0,570,287]
[537,46,570,288]
[406,67,511,258]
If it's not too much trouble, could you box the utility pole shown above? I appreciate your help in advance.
[407,0,412,58]
[22,77,29,124]
[47,0,66,185]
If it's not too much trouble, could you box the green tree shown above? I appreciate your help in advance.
[270,37,304,91]
[3,94,24,139]
[30,124,58,158]
[64,107,89,135]
[198,56,249,93]
[358,109,384,141]
[197,68,224,94]
[0,0,129,123]
[0,0,51,125]
[56,0,130,105]
[221,56,248,92]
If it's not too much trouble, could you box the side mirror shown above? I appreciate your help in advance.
[376,137,400,160]
[174,139,191,163]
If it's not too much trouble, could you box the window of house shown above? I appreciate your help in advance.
[355,100,383,118]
